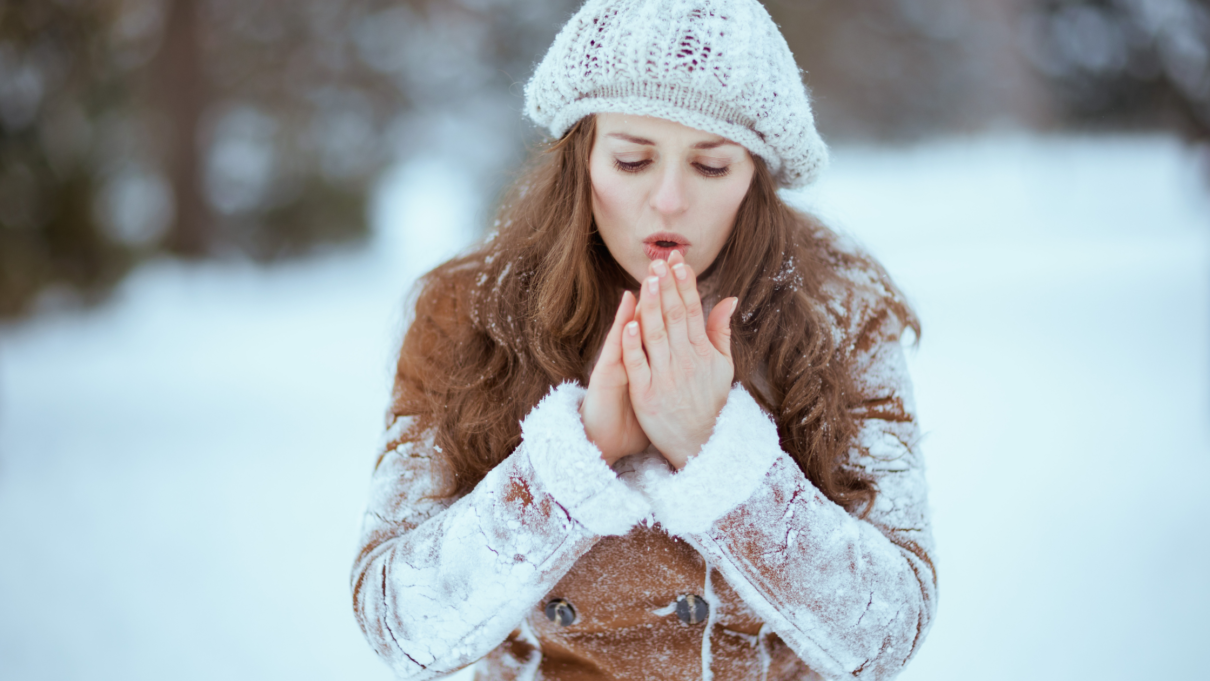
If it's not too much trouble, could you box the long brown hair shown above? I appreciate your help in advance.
[387,114,918,512]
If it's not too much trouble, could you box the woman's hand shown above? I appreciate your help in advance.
[622,251,737,469]
[581,290,651,466]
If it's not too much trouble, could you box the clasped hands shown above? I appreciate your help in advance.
[580,250,738,470]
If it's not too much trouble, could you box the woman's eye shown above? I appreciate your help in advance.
[613,159,650,173]
[694,163,729,178]
[612,158,729,177]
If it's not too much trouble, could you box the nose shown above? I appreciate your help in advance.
[650,162,689,218]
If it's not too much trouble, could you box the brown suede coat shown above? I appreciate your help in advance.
[479,525,825,681]
[352,280,936,681]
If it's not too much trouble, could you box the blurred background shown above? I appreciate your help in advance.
[1,0,1208,679]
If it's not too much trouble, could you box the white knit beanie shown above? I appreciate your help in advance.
[524,0,828,189]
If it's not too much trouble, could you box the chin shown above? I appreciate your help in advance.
[625,264,648,286]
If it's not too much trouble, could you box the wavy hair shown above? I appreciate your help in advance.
[387,115,917,512]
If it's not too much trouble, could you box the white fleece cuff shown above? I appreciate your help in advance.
[521,382,652,536]
[634,384,782,536]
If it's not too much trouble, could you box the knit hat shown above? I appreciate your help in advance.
[524,0,828,188]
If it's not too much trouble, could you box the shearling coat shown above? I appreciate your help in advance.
[351,276,936,681]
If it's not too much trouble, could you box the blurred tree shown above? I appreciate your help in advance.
[184,0,410,260]
[4,0,1203,319]
[376,0,582,199]
[765,0,1056,140]
[155,0,208,255]
[0,0,413,318]
[0,0,135,316]
[1023,0,1210,137]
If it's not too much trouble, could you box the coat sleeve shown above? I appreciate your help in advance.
[633,333,935,680]
[351,382,652,680]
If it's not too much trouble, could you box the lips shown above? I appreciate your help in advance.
[642,232,691,262]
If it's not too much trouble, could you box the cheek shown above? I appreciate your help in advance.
[590,169,641,253]
[591,173,633,227]
[694,180,748,251]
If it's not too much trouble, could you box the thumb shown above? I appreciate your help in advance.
[706,297,737,361]
[594,291,636,378]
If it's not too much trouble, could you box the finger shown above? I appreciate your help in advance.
[651,258,692,357]
[706,297,737,362]
[595,290,636,376]
[621,319,652,391]
[638,272,671,372]
[669,256,710,357]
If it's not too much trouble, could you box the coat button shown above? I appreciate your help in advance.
[545,598,575,627]
[676,595,709,625]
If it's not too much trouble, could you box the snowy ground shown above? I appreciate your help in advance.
[1,134,1207,680]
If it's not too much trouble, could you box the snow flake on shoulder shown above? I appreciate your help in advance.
[823,259,912,355]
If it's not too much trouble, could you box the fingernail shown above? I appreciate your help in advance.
[647,276,659,294]
[653,260,667,277]
[627,321,639,336]
[672,263,686,280]
[729,298,739,315]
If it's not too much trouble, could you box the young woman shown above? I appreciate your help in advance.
[352,1,935,679]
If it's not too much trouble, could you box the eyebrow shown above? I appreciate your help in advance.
[606,132,738,149]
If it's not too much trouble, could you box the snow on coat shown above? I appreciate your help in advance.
[351,278,936,681]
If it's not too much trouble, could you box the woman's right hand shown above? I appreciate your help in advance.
[581,290,650,466]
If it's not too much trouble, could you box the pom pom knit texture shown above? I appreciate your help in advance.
[524,0,829,188]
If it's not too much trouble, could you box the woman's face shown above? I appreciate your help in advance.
[589,113,756,285]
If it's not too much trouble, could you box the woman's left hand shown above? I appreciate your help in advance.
[621,250,737,469]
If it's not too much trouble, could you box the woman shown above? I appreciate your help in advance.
[352,1,935,679]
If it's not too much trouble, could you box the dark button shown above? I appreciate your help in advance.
[676,594,709,625]
[545,598,575,627]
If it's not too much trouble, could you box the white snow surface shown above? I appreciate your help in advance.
[1,134,1208,680]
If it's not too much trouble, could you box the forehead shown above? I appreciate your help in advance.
[594,113,741,150]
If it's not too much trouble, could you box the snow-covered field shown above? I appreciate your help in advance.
[1,134,1207,680]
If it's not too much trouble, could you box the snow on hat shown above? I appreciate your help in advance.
[524,0,829,188]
